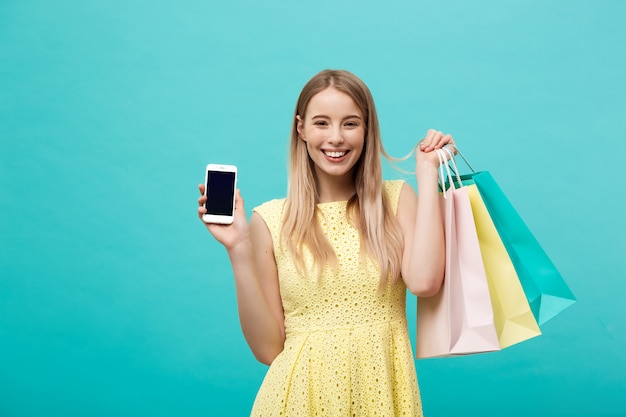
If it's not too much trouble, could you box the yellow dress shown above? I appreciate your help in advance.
[251,180,422,417]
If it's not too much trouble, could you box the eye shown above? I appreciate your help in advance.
[313,120,328,126]
[344,120,360,127]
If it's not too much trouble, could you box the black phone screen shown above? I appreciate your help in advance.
[205,171,236,215]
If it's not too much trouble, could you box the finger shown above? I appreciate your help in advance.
[198,195,207,207]
[419,129,434,150]
[198,184,205,195]
[433,133,451,150]
[443,141,457,155]
[421,130,442,151]
[198,205,207,217]
[424,128,434,139]
[432,130,444,147]
[234,189,245,212]
[439,134,457,153]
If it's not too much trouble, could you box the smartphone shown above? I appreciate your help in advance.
[202,164,238,224]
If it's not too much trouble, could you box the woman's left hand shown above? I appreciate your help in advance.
[415,129,456,171]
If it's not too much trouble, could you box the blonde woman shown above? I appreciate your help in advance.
[198,69,455,416]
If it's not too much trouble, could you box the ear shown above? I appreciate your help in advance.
[296,115,305,141]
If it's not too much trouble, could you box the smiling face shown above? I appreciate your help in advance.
[297,87,366,190]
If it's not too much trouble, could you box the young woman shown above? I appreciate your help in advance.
[198,69,455,416]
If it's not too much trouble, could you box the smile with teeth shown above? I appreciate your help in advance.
[324,150,348,158]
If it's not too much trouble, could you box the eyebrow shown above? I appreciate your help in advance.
[311,114,363,120]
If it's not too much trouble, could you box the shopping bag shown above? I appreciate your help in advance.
[466,184,542,348]
[453,153,576,325]
[415,150,500,358]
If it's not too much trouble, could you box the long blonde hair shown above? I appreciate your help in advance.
[281,69,404,287]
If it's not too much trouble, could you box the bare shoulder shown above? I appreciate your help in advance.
[249,211,274,254]
[397,182,418,216]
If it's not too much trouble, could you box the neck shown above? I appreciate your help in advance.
[316,175,355,203]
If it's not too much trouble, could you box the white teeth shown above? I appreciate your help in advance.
[324,151,346,158]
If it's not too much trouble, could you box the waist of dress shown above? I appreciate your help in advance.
[285,317,407,335]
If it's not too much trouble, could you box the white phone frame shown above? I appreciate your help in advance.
[202,163,237,224]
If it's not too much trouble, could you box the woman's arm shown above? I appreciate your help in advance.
[198,186,285,365]
[396,129,454,296]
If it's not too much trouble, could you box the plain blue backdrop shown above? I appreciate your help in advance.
[1,0,625,416]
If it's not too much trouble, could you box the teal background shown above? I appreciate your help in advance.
[1,0,624,416]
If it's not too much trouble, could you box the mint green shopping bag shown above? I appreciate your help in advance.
[451,151,576,326]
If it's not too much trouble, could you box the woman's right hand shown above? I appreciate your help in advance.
[197,184,250,250]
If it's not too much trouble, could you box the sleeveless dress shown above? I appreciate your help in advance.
[251,180,422,417]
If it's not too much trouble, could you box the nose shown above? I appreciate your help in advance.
[327,126,344,145]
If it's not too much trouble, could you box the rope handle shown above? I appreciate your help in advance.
[445,145,476,174]
[436,148,461,198]
[440,147,463,189]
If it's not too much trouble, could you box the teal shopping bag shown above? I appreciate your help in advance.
[454,168,576,325]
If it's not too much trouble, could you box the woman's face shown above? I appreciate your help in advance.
[297,87,365,184]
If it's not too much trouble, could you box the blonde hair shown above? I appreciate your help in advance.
[281,69,404,287]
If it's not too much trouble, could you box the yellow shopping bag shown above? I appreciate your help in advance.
[466,185,541,349]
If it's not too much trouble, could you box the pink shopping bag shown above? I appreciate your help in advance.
[416,149,500,358]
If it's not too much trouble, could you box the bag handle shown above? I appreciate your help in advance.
[436,148,462,197]
[440,147,463,189]
[444,145,476,174]
[436,149,450,198]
